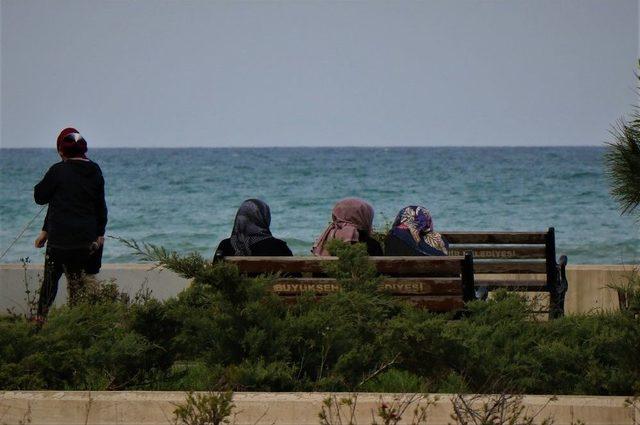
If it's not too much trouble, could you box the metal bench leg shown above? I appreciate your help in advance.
[475,287,489,301]
[549,255,568,319]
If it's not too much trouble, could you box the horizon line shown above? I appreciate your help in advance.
[0,144,607,149]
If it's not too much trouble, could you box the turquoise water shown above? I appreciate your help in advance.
[0,147,638,264]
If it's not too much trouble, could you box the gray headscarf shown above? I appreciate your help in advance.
[229,199,273,255]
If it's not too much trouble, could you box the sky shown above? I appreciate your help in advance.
[1,0,638,148]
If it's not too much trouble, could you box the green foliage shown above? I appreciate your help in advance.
[281,289,398,390]
[0,302,163,390]
[359,369,429,393]
[1,242,639,395]
[373,394,438,425]
[74,278,131,305]
[605,59,640,218]
[154,362,225,391]
[449,393,555,425]
[318,394,438,425]
[173,391,235,425]
[608,266,640,315]
[318,394,358,425]
[371,217,393,250]
[323,239,381,292]
[115,237,212,280]
[224,359,296,391]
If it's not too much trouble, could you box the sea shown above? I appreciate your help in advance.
[0,147,638,264]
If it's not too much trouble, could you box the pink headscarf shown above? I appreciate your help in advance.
[312,198,375,256]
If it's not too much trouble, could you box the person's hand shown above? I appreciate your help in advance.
[34,231,48,248]
[89,236,104,255]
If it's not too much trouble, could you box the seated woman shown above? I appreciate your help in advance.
[385,206,448,256]
[215,199,293,258]
[312,198,383,256]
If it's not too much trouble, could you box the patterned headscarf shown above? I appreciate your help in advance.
[312,198,374,256]
[391,205,448,255]
[229,199,273,255]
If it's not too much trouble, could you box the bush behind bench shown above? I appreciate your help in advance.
[0,243,638,395]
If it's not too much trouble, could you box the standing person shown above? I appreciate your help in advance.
[214,199,293,257]
[384,205,448,256]
[33,128,108,319]
[312,198,383,256]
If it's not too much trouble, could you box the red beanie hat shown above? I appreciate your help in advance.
[56,127,88,158]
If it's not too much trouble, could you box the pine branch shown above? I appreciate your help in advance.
[605,62,640,218]
[110,236,208,279]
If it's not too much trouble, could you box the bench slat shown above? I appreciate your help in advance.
[441,232,547,244]
[227,256,464,276]
[380,278,462,295]
[474,261,547,274]
[475,280,547,291]
[447,246,545,259]
[271,278,462,295]
[373,257,463,276]
[277,295,464,312]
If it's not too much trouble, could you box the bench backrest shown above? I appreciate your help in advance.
[226,255,475,312]
[442,227,563,292]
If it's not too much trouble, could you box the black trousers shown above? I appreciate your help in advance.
[37,246,90,316]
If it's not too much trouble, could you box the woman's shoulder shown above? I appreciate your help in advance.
[215,238,234,256]
[47,161,65,172]
[252,237,293,256]
[89,160,103,174]
[384,230,418,256]
[365,235,383,256]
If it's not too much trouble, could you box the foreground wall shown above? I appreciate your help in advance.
[0,391,636,425]
[0,263,637,315]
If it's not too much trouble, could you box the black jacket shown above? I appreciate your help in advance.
[215,237,293,258]
[384,231,447,256]
[35,159,107,249]
[359,231,384,256]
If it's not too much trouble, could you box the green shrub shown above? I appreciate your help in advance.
[224,359,296,391]
[605,59,640,218]
[359,369,429,393]
[323,239,381,293]
[1,242,638,395]
[0,302,163,390]
[608,267,640,315]
[173,391,235,425]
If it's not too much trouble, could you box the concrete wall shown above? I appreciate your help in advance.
[565,265,635,314]
[0,263,190,315]
[0,391,636,425]
[0,263,637,315]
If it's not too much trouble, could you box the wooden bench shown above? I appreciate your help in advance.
[225,255,475,313]
[443,227,568,318]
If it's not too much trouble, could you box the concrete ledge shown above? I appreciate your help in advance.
[0,391,636,425]
[0,263,190,315]
[1,263,638,315]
